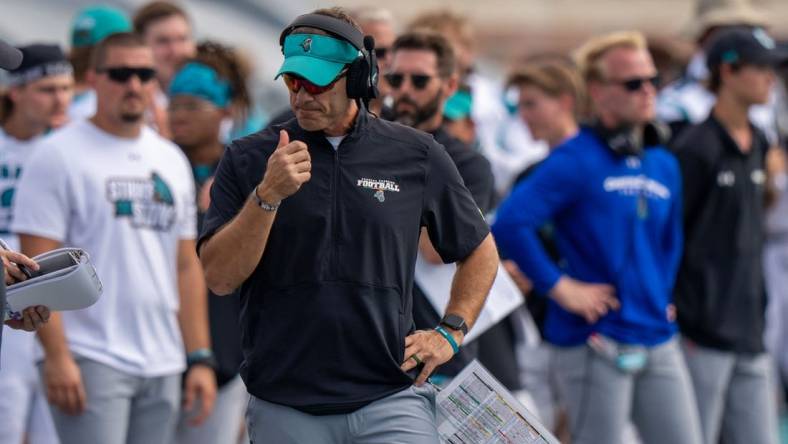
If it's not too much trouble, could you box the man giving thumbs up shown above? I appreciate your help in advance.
[197,7,499,444]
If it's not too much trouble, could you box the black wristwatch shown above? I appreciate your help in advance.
[440,314,468,335]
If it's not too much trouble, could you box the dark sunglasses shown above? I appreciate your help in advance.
[283,70,346,95]
[610,75,660,92]
[385,73,433,90]
[374,47,390,59]
[97,67,157,83]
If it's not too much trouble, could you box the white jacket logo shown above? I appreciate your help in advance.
[603,175,671,199]
[357,178,400,202]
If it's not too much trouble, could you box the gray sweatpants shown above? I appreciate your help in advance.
[681,338,779,444]
[246,385,439,444]
[553,337,703,444]
[176,375,248,444]
[43,357,180,444]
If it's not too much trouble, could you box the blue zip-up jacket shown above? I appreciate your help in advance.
[492,128,683,346]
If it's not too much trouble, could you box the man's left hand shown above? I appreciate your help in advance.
[4,306,50,331]
[400,329,463,386]
[183,365,217,426]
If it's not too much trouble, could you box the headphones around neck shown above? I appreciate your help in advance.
[279,14,379,103]
[593,121,671,157]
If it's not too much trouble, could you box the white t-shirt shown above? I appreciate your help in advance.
[12,119,197,377]
[0,129,39,251]
[0,129,41,385]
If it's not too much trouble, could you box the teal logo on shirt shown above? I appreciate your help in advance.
[0,163,23,233]
[106,172,176,231]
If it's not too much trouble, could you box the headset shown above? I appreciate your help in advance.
[593,120,671,157]
[279,14,379,104]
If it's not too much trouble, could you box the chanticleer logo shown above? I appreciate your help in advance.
[356,177,400,203]
[301,37,312,53]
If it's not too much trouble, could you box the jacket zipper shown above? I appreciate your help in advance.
[331,145,340,276]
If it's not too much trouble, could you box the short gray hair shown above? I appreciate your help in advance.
[350,6,394,25]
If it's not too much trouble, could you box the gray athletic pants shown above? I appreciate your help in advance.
[681,338,779,444]
[553,337,703,444]
[43,357,180,444]
[176,374,248,444]
[246,384,439,444]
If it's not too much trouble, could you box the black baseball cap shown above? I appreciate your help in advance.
[707,28,788,69]
[6,44,72,86]
[0,38,22,70]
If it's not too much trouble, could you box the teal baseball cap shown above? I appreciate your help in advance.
[275,33,360,87]
[71,5,132,48]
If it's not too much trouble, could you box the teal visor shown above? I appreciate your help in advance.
[169,62,232,108]
[276,33,360,87]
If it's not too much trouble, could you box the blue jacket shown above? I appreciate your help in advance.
[492,128,683,346]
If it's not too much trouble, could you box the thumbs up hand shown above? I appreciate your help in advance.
[256,130,312,205]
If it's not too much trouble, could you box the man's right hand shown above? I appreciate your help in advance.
[550,276,619,324]
[257,130,312,204]
[43,354,87,416]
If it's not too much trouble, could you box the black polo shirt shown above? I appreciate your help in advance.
[672,114,768,353]
[198,110,489,415]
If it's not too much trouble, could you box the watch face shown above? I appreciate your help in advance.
[442,314,467,332]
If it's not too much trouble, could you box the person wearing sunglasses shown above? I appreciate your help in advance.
[11,32,213,444]
[672,28,787,444]
[493,31,703,444]
[198,8,498,444]
[387,28,495,382]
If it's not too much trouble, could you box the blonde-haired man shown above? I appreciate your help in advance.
[493,31,703,444]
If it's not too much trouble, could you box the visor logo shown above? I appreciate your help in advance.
[301,37,312,53]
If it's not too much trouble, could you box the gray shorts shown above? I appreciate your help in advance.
[246,385,439,444]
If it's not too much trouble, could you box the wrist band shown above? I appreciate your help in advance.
[186,348,213,365]
[434,326,459,354]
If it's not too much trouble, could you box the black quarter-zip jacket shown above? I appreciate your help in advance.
[672,114,768,353]
[198,110,489,415]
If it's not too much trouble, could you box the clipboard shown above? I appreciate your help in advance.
[437,359,560,444]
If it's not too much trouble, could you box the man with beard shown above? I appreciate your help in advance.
[387,30,495,384]
[11,33,215,444]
